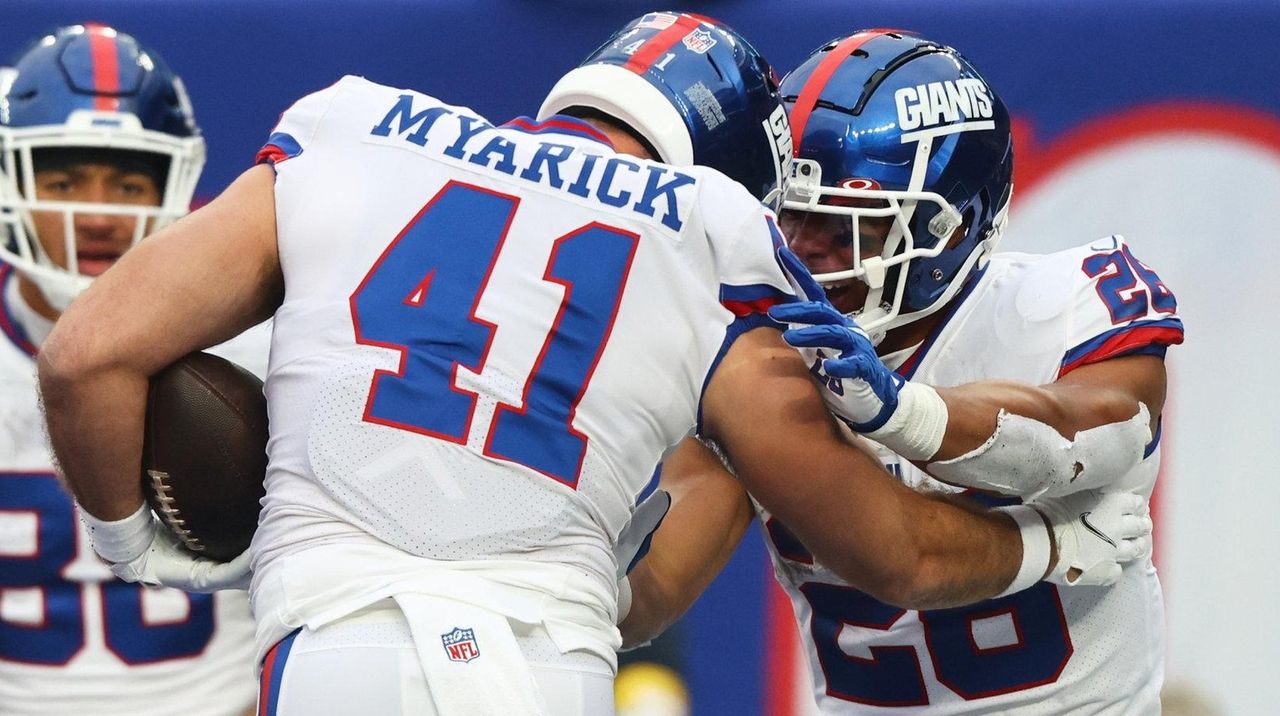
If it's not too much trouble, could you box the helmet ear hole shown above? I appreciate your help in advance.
[949,204,979,249]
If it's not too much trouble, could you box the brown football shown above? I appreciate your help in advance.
[141,351,267,562]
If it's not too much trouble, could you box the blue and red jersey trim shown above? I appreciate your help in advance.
[896,267,988,379]
[1058,317,1184,377]
[0,264,38,357]
[257,628,300,716]
[501,116,614,149]
[1144,418,1162,459]
[255,132,304,166]
[720,282,794,319]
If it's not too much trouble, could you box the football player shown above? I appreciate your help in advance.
[38,15,1148,716]
[0,25,263,716]
[631,30,1177,714]
[766,30,1179,714]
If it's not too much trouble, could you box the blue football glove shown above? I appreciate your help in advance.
[768,300,905,432]
[767,244,948,460]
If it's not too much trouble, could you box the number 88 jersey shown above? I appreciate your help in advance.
[0,265,262,715]
[762,237,1181,715]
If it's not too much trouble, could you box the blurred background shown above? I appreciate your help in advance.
[3,1,1274,714]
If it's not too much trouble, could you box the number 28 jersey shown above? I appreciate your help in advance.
[251,77,799,611]
[762,238,1183,715]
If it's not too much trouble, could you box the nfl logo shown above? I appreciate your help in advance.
[441,627,480,663]
[682,29,717,54]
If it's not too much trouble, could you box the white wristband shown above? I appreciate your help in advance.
[994,505,1052,598]
[80,503,154,564]
[616,576,633,624]
[867,382,949,461]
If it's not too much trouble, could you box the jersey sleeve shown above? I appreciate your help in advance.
[714,202,807,342]
[254,77,349,167]
[1056,235,1184,377]
[695,178,811,431]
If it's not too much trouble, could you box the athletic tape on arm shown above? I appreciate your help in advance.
[930,404,1151,500]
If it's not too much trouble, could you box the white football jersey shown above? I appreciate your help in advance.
[0,263,267,715]
[249,77,799,654]
[762,237,1183,715]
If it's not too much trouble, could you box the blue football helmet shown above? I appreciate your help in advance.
[539,11,791,209]
[780,30,1013,337]
[0,24,205,310]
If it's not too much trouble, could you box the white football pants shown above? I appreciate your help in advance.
[257,598,615,715]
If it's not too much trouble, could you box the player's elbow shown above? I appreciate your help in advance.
[1039,383,1146,439]
[37,324,97,398]
[38,317,130,410]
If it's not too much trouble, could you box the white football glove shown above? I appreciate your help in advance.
[81,504,251,593]
[613,489,671,627]
[1033,490,1153,587]
[614,489,671,581]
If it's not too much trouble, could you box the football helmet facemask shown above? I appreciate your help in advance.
[780,30,1013,338]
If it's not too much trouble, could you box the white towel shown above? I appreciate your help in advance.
[393,592,548,715]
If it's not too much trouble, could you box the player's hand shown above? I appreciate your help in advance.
[614,489,671,580]
[768,299,903,431]
[105,518,252,593]
[1032,490,1152,587]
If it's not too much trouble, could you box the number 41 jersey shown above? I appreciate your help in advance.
[251,77,799,618]
[762,237,1183,715]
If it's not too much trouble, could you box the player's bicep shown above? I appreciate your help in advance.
[700,328,921,580]
[1049,354,1167,434]
[52,165,281,376]
[700,327,845,501]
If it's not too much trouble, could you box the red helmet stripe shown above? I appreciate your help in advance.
[85,24,120,111]
[624,14,705,74]
[790,30,895,156]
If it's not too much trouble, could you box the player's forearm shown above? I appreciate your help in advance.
[930,379,1142,462]
[619,438,753,645]
[768,475,1028,610]
[885,493,1029,609]
[618,562,676,647]
[38,355,148,520]
[908,377,1153,499]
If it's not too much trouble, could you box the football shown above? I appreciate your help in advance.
[141,351,268,562]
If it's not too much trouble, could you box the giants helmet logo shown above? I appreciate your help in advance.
[763,104,793,198]
[894,79,994,132]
